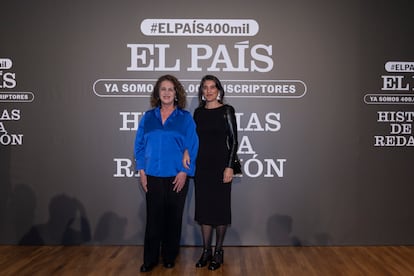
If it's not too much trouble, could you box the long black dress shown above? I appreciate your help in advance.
[194,105,232,225]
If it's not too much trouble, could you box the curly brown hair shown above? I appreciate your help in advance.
[150,75,187,109]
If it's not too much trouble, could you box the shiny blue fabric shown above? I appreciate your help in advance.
[134,107,199,177]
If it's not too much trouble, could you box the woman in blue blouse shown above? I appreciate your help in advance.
[134,75,199,272]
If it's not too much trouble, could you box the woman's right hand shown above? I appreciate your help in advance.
[139,170,148,192]
[182,149,190,170]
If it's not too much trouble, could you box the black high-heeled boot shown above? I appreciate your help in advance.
[208,249,224,270]
[196,248,212,268]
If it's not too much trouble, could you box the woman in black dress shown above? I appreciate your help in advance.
[186,75,239,270]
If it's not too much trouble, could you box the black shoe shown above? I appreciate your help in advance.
[163,262,175,269]
[196,248,212,268]
[208,249,224,271]
[140,263,155,272]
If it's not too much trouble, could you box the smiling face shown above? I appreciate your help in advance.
[202,79,219,103]
[159,80,176,107]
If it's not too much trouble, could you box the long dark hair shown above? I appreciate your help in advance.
[198,75,225,107]
[150,75,187,108]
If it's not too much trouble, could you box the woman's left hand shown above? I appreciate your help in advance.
[173,171,187,192]
[223,167,234,183]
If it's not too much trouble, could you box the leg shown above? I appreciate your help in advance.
[200,224,213,249]
[196,224,213,267]
[208,224,227,270]
[161,177,188,266]
[214,224,227,251]
[142,176,165,270]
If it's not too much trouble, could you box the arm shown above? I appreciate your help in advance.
[134,114,148,192]
[224,105,238,183]
[174,112,199,192]
[181,113,199,176]
[225,105,238,169]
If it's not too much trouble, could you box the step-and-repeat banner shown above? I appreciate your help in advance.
[1,0,413,245]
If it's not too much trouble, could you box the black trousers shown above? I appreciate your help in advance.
[143,175,189,265]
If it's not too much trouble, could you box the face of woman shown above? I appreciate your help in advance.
[202,80,219,102]
[159,80,176,106]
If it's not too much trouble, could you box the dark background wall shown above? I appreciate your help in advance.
[1,0,413,246]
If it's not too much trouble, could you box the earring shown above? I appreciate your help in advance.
[202,95,206,101]
[217,94,220,100]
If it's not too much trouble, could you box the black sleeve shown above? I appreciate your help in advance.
[225,105,238,168]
